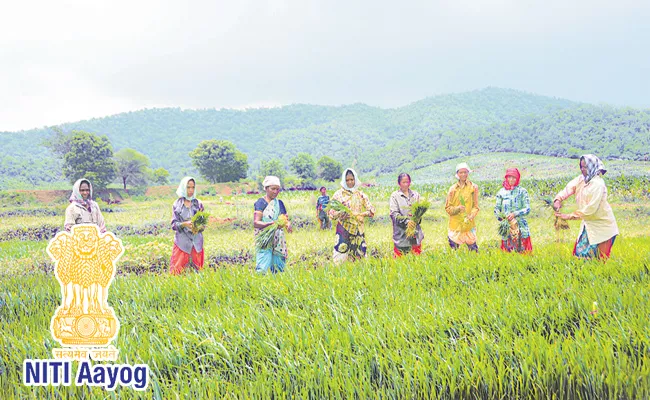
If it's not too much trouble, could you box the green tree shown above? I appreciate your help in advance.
[317,156,343,182]
[258,158,286,189]
[189,140,248,183]
[152,167,170,185]
[114,148,150,190]
[260,159,286,181]
[62,131,116,189]
[42,127,72,158]
[290,153,316,180]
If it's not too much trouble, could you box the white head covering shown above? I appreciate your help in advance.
[70,178,93,202]
[340,168,360,192]
[455,162,472,180]
[176,176,197,200]
[69,178,95,210]
[262,175,281,188]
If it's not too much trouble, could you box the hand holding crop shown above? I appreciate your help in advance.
[507,213,516,221]
[407,220,416,231]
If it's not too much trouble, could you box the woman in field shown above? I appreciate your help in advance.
[254,176,292,273]
[445,163,479,252]
[389,173,424,257]
[64,178,106,233]
[494,168,533,253]
[170,177,205,275]
[329,168,376,264]
[554,154,619,260]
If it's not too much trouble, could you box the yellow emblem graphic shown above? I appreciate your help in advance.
[46,224,124,347]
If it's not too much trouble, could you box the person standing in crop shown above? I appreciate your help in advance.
[254,176,292,273]
[494,168,533,253]
[389,173,424,257]
[170,177,205,275]
[64,178,107,233]
[329,168,376,264]
[553,155,619,260]
[445,163,480,252]
[316,186,331,230]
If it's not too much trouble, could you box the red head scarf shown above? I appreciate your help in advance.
[503,168,521,190]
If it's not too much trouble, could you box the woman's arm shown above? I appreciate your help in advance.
[253,211,274,230]
[64,205,76,232]
[553,176,580,210]
[468,186,480,220]
[445,188,461,216]
[361,193,376,218]
[171,202,192,231]
[514,189,531,217]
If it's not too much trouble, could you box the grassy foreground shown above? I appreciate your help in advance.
[1,238,649,399]
[1,179,649,398]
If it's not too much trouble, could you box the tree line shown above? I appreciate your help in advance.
[44,130,344,190]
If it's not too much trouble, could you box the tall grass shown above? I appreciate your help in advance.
[1,238,649,398]
[1,181,649,398]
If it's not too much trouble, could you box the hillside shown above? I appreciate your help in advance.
[376,153,650,185]
[1,87,648,190]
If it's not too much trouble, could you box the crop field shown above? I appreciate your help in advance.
[1,177,649,398]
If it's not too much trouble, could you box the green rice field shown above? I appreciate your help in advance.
[1,177,649,398]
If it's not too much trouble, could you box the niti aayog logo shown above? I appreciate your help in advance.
[23,224,149,391]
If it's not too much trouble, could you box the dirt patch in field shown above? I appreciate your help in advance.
[15,190,68,205]
[209,216,236,225]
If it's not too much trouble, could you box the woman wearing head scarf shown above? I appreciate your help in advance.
[254,176,292,274]
[170,177,205,275]
[64,178,106,233]
[389,173,424,257]
[444,163,479,252]
[494,168,532,253]
[554,155,619,260]
[62,179,107,315]
[328,168,376,264]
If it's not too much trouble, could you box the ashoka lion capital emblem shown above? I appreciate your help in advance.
[47,224,124,346]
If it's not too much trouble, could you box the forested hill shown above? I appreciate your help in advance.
[1,87,649,189]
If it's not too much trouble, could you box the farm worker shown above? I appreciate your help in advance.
[389,173,424,257]
[445,163,479,252]
[316,186,331,230]
[170,177,205,275]
[328,168,376,264]
[64,178,106,233]
[494,168,533,253]
[554,155,619,260]
[254,176,292,273]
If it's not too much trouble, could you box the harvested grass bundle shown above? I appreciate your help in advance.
[496,212,510,238]
[191,211,210,234]
[326,200,352,216]
[255,214,289,251]
[541,197,570,230]
[397,199,430,237]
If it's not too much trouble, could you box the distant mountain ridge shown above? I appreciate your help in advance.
[1,87,648,190]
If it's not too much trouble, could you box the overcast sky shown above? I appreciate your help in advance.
[1,0,649,131]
